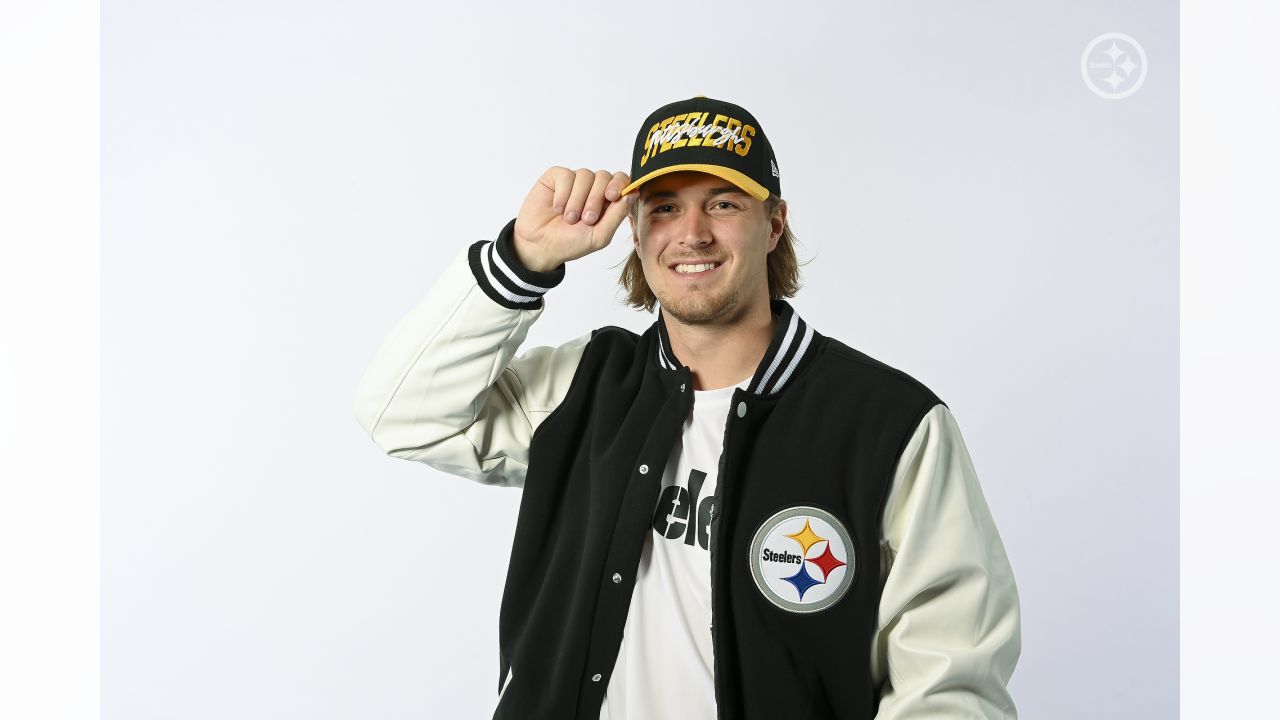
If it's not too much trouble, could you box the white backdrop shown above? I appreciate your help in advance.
[102,1,1178,717]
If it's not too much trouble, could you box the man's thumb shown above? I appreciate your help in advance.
[595,193,637,242]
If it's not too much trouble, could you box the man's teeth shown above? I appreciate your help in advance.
[675,263,720,274]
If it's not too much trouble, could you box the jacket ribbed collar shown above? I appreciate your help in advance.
[653,298,819,397]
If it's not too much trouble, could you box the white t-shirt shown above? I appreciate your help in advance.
[599,374,753,720]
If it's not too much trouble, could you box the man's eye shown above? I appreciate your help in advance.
[653,204,674,213]
[713,201,739,211]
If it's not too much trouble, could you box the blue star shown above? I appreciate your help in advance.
[782,563,822,601]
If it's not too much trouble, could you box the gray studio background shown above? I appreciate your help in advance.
[103,1,1177,718]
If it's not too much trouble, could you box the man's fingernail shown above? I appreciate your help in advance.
[583,210,598,224]
[565,211,579,223]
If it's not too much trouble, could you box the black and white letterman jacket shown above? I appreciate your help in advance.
[353,219,1021,719]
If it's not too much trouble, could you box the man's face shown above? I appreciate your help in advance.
[629,171,783,326]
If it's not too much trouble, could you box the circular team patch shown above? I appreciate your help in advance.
[749,506,855,614]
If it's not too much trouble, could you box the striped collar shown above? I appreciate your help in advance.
[653,299,819,397]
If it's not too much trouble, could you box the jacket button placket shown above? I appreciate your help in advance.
[578,385,687,717]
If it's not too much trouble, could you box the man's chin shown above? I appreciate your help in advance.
[657,293,734,326]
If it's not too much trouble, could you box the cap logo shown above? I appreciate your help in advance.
[749,505,855,614]
[640,111,757,167]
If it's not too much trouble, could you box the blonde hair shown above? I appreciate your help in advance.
[617,193,804,313]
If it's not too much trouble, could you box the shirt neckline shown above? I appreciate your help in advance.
[692,375,754,399]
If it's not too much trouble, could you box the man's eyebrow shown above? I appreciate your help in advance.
[641,186,749,204]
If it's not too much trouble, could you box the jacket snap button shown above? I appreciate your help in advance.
[639,464,649,474]
[736,401,747,417]
[680,383,686,392]
[612,573,622,583]
[591,673,602,682]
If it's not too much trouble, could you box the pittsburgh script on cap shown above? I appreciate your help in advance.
[638,111,758,168]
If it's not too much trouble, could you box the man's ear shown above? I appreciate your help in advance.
[767,201,786,252]
[629,214,638,251]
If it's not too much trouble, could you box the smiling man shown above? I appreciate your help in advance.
[622,170,784,393]
[353,96,1021,719]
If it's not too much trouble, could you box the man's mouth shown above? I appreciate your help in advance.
[670,261,723,276]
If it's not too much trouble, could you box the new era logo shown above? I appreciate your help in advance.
[770,158,780,178]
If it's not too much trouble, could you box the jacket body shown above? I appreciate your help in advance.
[492,306,941,719]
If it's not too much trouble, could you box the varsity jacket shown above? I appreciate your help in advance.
[352,219,1021,719]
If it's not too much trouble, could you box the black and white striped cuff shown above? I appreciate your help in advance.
[468,218,566,310]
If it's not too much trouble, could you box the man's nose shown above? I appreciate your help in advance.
[677,208,711,246]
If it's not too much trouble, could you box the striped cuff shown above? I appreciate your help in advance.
[468,218,566,310]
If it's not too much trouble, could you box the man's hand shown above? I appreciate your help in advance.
[513,167,636,272]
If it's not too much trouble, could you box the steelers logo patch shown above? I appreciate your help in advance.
[749,506,855,613]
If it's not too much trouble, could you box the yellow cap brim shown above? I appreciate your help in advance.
[619,163,770,202]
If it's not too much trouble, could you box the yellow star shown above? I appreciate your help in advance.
[786,519,825,557]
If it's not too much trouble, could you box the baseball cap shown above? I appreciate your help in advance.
[618,96,781,202]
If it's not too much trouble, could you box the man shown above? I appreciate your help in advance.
[353,96,1020,719]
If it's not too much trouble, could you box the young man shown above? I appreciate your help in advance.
[353,96,1021,719]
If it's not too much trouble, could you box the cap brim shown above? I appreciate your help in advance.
[619,163,771,202]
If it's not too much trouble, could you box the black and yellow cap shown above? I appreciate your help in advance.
[619,96,781,202]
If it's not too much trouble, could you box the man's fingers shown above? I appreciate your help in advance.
[563,168,595,224]
[521,167,633,261]
[592,171,635,243]
[581,170,613,225]
[548,167,574,214]
[604,171,630,203]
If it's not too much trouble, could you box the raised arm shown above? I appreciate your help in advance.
[351,168,635,487]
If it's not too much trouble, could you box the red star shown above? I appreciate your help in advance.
[807,543,846,582]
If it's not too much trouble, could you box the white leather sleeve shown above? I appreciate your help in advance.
[352,241,590,488]
[871,403,1021,718]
